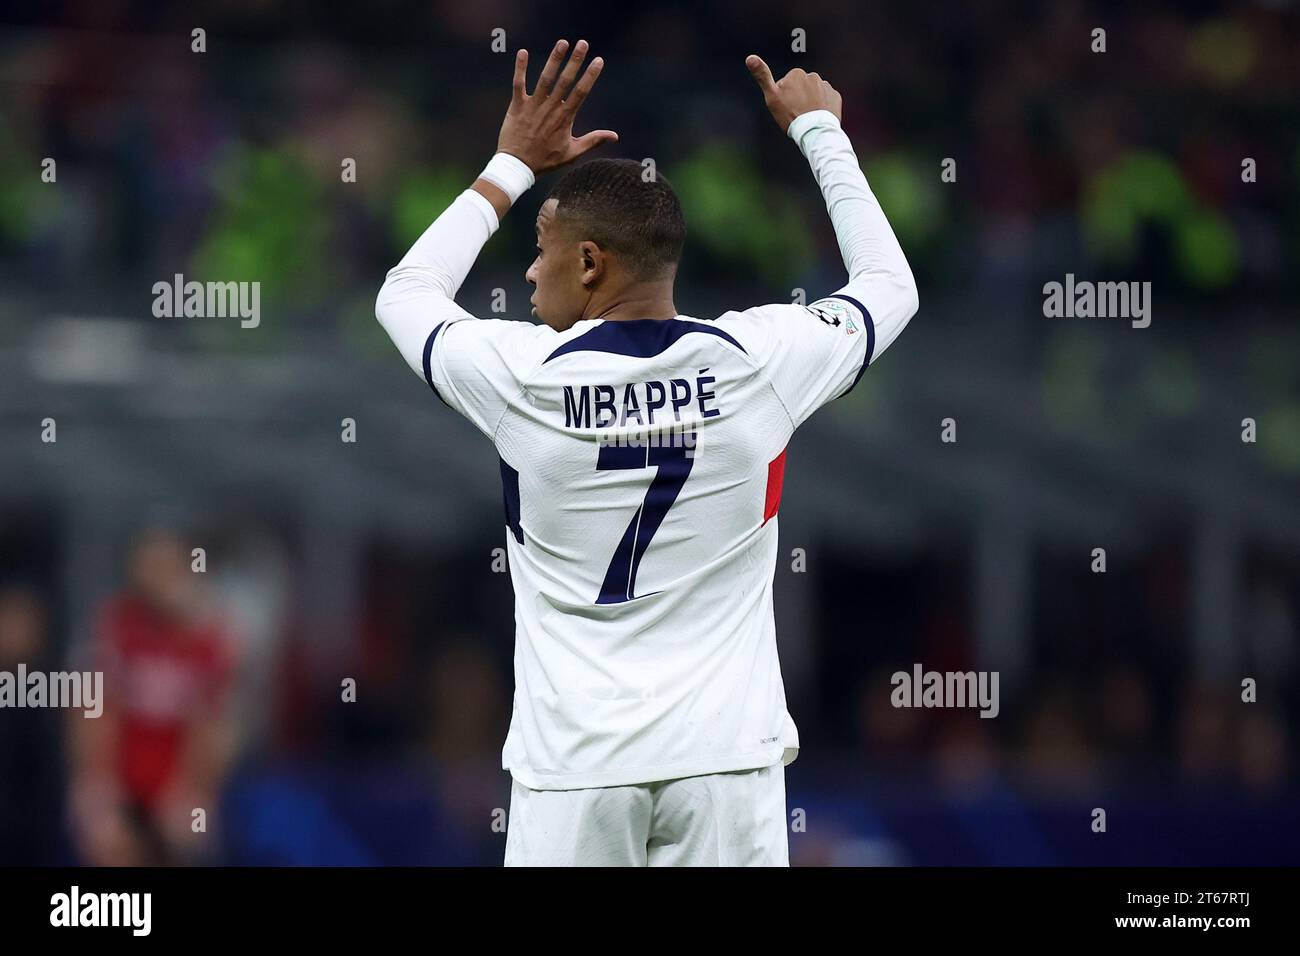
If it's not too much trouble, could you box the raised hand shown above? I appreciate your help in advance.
[497,39,619,175]
[745,54,843,132]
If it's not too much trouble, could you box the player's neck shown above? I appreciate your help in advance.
[587,283,678,323]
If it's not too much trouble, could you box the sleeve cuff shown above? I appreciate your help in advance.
[787,109,842,152]
[461,188,502,235]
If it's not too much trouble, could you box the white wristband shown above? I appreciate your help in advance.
[478,152,536,204]
[787,110,842,152]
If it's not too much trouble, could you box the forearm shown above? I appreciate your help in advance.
[789,110,918,349]
[375,187,497,375]
[374,154,534,375]
[472,178,513,221]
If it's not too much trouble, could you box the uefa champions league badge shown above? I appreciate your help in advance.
[807,298,857,335]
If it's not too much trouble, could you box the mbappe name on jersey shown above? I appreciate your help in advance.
[563,370,722,429]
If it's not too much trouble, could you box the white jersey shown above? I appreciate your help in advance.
[376,110,918,790]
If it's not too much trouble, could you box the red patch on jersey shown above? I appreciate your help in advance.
[763,449,787,525]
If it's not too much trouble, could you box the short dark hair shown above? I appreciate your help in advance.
[548,158,685,279]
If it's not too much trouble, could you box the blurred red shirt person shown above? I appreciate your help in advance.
[71,528,236,865]
[97,587,233,808]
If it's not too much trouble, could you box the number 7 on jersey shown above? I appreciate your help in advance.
[595,433,697,604]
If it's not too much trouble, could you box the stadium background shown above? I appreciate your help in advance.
[0,0,1297,865]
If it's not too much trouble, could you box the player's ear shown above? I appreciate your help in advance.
[578,240,605,288]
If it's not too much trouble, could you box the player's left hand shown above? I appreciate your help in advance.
[746,55,843,133]
[497,39,619,175]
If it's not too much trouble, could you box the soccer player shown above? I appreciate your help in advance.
[376,40,918,866]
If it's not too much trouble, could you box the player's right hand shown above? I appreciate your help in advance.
[745,55,843,132]
[497,39,619,175]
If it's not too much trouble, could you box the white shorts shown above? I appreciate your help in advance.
[504,763,789,867]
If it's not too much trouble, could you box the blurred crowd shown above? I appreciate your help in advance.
[0,0,1296,338]
[0,514,1293,865]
